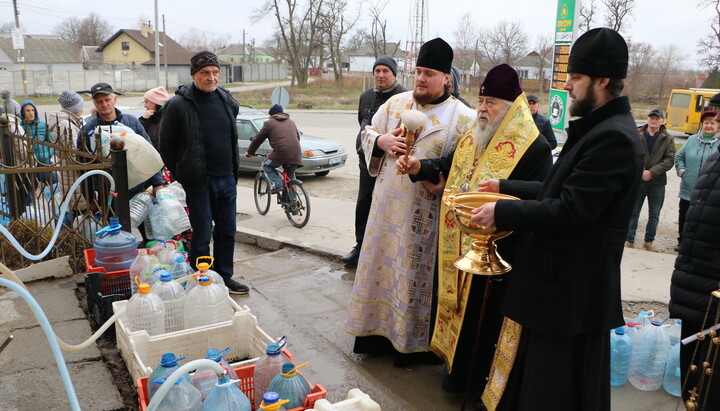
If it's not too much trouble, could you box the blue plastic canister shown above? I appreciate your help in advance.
[93,216,138,272]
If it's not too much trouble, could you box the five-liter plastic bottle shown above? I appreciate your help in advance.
[148,353,188,400]
[93,216,138,272]
[129,248,150,295]
[125,280,165,335]
[152,376,202,411]
[185,258,227,295]
[258,392,289,411]
[628,315,671,391]
[156,187,191,235]
[169,252,195,283]
[267,363,312,409]
[201,372,252,411]
[255,338,289,403]
[145,198,175,240]
[191,348,240,401]
[184,275,233,329]
[610,326,633,387]
[663,343,682,397]
[129,190,154,228]
[151,267,186,333]
[667,319,683,347]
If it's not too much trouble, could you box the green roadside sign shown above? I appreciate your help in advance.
[550,0,578,132]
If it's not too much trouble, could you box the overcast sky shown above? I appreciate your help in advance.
[5,0,714,69]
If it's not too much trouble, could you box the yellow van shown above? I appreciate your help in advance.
[665,88,720,134]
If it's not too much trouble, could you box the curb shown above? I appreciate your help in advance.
[234,227,344,263]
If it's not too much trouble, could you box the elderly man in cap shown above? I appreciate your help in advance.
[526,94,557,149]
[397,63,552,397]
[345,38,476,367]
[470,28,644,410]
[159,51,249,295]
[625,108,675,252]
[342,56,408,266]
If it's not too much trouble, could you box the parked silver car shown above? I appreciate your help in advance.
[236,106,347,176]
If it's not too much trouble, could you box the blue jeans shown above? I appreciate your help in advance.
[262,159,297,190]
[184,174,237,280]
[626,185,665,243]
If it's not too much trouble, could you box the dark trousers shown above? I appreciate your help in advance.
[184,174,237,280]
[354,152,376,244]
[678,199,690,244]
[626,185,665,243]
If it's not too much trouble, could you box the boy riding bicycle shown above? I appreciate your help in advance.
[245,104,302,193]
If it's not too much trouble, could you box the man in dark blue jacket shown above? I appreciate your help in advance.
[159,51,249,295]
[527,94,557,149]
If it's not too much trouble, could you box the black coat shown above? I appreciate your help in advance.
[159,83,240,191]
[356,81,408,150]
[532,112,558,150]
[139,109,162,149]
[669,147,720,323]
[495,97,644,335]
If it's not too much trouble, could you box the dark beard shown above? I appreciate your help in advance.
[569,82,596,117]
[413,90,434,106]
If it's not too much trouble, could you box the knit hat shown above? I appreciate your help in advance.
[479,64,523,101]
[416,38,453,74]
[373,56,397,76]
[58,91,84,114]
[567,27,628,79]
[144,86,169,106]
[190,51,220,75]
[269,104,283,116]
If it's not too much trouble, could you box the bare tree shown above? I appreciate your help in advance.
[53,13,114,50]
[179,28,230,53]
[136,15,151,29]
[698,0,720,68]
[253,0,326,88]
[602,0,637,34]
[479,21,528,66]
[453,12,480,73]
[534,35,554,93]
[0,21,16,33]
[365,0,391,57]
[625,41,655,99]
[318,0,358,85]
[578,0,597,33]
[654,45,686,100]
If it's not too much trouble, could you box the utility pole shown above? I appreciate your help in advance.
[12,0,27,96]
[163,14,168,88]
[242,30,246,63]
[154,0,161,86]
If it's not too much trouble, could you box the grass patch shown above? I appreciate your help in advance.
[231,77,365,110]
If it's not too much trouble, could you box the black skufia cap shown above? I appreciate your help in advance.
[568,28,628,79]
[479,64,523,101]
[416,38,453,74]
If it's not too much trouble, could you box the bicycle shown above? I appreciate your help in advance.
[251,155,311,228]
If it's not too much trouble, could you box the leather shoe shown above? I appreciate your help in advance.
[342,244,361,265]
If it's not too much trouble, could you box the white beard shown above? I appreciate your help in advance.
[474,115,500,156]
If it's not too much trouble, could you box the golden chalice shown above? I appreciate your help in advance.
[443,187,518,275]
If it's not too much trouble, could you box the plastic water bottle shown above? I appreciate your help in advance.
[259,392,289,411]
[667,320,682,347]
[185,258,227,295]
[663,343,682,397]
[156,187,191,235]
[149,239,181,256]
[610,327,633,387]
[628,315,671,391]
[191,348,240,401]
[129,249,150,295]
[152,376,202,411]
[151,267,186,333]
[148,353,188,400]
[625,321,640,339]
[184,275,233,329]
[145,201,175,240]
[255,338,289,403]
[93,216,138,272]
[125,280,165,335]
[129,191,154,228]
[632,311,652,333]
[267,363,311,409]
[169,252,195,283]
[166,181,187,207]
[202,373,252,411]
[137,255,162,291]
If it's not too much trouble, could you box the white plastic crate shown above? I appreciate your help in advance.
[112,299,273,382]
[308,389,381,411]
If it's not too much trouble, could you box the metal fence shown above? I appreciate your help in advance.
[0,113,124,271]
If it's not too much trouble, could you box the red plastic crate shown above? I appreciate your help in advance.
[84,248,132,276]
[137,353,326,411]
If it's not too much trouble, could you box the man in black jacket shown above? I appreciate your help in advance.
[470,28,644,410]
[527,94,557,149]
[341,56,407,265]
[159,51,249,295]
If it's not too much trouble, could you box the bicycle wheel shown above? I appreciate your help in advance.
[284,180,310,228]
[253,171,272,215]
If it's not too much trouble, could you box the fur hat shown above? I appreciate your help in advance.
[144,86,169,106]
[416,38,453,74]
[373,56,398,76]
[269,104,283,115]
[190,51,219,74]
[567,28,628,79]
[479,64,523,101]
[58,91,84,113]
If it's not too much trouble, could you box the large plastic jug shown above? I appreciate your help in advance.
[169,252,195,282]
[202,373,252,411]
[156,187,191,235]
[255,337,289,403]
[129,191,154,228]
[191,348,240,401]
[667,319,682,347]
[184,275,233,329]
[186,257,227,295]
[93,216,138,272]
[129,249,150,295]
[148,353,188,400]
[663,343,682,397]
[610,326,633,387]
[259,392,290,411]
[145,201,175,240]
[125,279,165,335]
[151,267,186,333]
[628,314,671,391]
[267,363,312,409]
[152,376,202,411]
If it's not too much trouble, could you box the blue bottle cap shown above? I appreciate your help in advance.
[159,271,173,282]
[281,363,295,373]
[263,392,280,404]
[205,347,232,362]
[266,343,281,355]
[677,319,682,324]
[614,327,625,335]
[160,353,186,367]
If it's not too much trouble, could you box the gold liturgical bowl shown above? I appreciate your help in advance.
[444,191,519,276]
